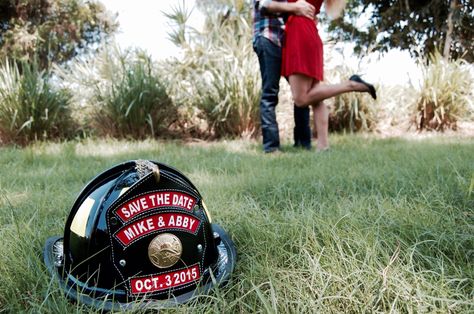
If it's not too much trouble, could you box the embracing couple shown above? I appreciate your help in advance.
[253,0,376,153]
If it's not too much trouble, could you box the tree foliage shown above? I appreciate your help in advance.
[328,0,474,62]
[0,0,117,69]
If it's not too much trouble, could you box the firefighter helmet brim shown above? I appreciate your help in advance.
[43,160,237,310]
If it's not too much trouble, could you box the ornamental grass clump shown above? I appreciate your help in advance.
[56,46,177,139]
[414,52,474,131]
[93,52,176,139]
[162,1,260,138]
[0,59,74,144]
[189,41,261,138]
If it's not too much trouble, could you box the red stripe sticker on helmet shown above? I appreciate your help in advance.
[130,264,200,294]
[115,191,196,222]
[115,213,201,246]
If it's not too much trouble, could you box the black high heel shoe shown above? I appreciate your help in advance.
[349,75,377,100]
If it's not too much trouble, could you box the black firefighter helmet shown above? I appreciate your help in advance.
[43,160,236,311]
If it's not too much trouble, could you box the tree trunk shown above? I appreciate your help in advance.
[443,0,457,60]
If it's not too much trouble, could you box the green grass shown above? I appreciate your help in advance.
[0,136,473,313]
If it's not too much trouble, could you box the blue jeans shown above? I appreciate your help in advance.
[253,36,281,153]
[253,36,311,152]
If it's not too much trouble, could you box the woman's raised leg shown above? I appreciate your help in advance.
[289,73,370,107]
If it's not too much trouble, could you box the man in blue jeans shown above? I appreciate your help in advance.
[253,0,315,153]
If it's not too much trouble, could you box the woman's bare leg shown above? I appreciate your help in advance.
[289,73,369,107]
[289,73,369,151]
[312,101,329,151]
[289,73,314,107]
[289,74,331,150]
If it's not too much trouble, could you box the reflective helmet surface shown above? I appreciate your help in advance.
[44,160,236,311]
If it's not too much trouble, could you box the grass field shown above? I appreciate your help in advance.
[0,136,473,313]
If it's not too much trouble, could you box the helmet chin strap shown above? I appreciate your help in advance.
[135,159,160,183]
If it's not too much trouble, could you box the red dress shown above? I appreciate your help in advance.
[282,0,324,81]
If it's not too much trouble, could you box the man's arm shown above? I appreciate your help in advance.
[261,0,315,19]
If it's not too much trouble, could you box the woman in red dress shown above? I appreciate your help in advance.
[282,0,376,151]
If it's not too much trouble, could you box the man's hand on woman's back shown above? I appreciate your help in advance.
[293,0,315,19]
[264,0,315,19]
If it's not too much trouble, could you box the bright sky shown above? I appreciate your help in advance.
[100,0,204,60]
[99,0,420,86]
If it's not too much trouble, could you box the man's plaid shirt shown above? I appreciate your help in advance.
[253,0,286,47]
